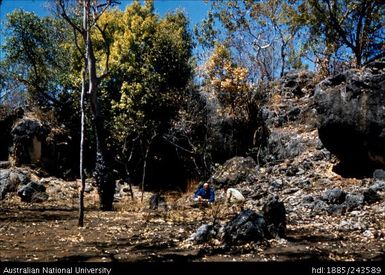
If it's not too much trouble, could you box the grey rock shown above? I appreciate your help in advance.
[369,181,385,192]
[315,62,385,167]
[189,224,215,244]
[373,169,385,181]
[264,131,306,162]
[345,193,364,210]
[209,156,258,187]
[312,199,329,213]
[270,179,284,190]
[303,195,315,203]
[280,70,315,97]
[363,188,381,204]
[0,170,12,200]
[223,209,266,244]
[287,107,301,121]
[321,187,346,204]
[17,181,47,202]
[327,204,346,215]
[11,118,49,165]
[0,169,30,200]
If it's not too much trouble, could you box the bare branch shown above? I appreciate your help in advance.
[162,135,195,154]
[73,28,84,55]
[95,23,110,80]
[91,0,120,26]
[57,0,83,34]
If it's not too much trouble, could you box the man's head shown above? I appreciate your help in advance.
[203,182,209,190]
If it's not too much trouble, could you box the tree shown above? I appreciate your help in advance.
[201,44,251,119]
[195,0,305,81]
[197,43,261,164]
[57,0,119,216]
[1,10,71,107]
[293,0,385,68]
[93,2,193,190]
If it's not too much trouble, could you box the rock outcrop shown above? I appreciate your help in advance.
[209,156,258,188]
[11,118,49,165]
[0,167,49,203]
[0,107,24,161]
[279,70,315,97]
[0,168,29,200]
[315,62,385,172]
[305,185,381,215]
[222,198,286,245]
[10,115,75,179]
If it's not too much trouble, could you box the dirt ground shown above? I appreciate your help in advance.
[1,182,385,263]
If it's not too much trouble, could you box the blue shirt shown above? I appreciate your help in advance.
[194,187,215,203]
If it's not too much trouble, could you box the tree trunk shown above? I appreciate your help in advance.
[78,0,88,227]
[84,0,115,211]
[78,67,86,227]
[280,43,286,78]
[141,133,156,202]
[355,48,362,68]
[141,147,150,202]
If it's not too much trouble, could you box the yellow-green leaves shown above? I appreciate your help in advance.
[201,44,251,119]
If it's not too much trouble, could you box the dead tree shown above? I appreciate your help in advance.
[57,0,118,215]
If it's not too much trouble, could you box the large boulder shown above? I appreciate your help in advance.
[209,156,258,187]
[11,118,49,165]
[17,181,48,203]
[222,196,287,245]
[0,169,16,200]
[0,168,30,200]
[0,106,23,161]
[10,115,76,179]
[315,62,385,170]
[223,209,267,244]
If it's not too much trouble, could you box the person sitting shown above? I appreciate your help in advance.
[193,182,215,207]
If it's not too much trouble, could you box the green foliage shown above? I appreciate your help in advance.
[201,44,252,120]
[83,1,194,182]
[292,0,385,68]
[0,1,195,184]
[0,10,72,107]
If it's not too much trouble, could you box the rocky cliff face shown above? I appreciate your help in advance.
[0,107,23,161]
[315,62,385,174]
[9,114,75,179]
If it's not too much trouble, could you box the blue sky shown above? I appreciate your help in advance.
[0,0,210,59]
[0,0,209,28]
